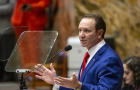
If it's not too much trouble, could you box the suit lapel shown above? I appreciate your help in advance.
[80,44,109,82]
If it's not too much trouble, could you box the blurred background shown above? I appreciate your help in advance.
[0,0,140,89]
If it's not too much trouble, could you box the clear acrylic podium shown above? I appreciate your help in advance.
[5,31,58,90]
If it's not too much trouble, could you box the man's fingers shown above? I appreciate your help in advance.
[56,76,70,81]
[72,73,77,80]
[35,75,43,80]
[55,76,64,82]
[54,77,67,86]
[50,63,55,71]
[54,79,63,85]
[34,70,43,76]
[34,64,49,74]
[54,76,72,85]
[34,64,43,71]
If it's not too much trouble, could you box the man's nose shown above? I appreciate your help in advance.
[79,31,85,38]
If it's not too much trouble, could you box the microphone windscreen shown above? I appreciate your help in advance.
[64,45,72,51]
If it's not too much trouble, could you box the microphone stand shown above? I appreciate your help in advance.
[19,73,28,90]
[16,69,30,90]
[48,45,72,61]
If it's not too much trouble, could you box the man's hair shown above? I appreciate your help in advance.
[123,56,140,89]
[82,14,106,38]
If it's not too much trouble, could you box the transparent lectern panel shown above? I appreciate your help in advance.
[5,31,58,72]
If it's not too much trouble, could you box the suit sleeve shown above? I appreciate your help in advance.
[59,86,74,90]
[81,57,124,90]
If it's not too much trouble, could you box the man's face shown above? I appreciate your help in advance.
[78,18,102,50]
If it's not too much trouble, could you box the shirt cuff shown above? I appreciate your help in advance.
[52,84,60,90]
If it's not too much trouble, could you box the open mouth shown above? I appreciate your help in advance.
[80,40,87,44]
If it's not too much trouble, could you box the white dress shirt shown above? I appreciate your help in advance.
[86,39,106,66]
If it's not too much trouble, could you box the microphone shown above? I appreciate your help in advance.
[47,45,72,62]
[64,45,72,51]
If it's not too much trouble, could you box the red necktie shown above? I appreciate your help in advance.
[80,52,90,79]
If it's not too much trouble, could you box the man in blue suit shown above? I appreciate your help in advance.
[34,13,124,90]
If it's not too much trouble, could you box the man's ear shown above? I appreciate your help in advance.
[97,29,104,39]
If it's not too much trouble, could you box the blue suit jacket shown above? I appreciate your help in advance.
[59,44,124,90]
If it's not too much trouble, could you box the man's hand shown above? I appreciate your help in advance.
[54,73,82,89]
[34,63,56,85]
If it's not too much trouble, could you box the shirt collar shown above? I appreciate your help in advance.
[88,39,106,59]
